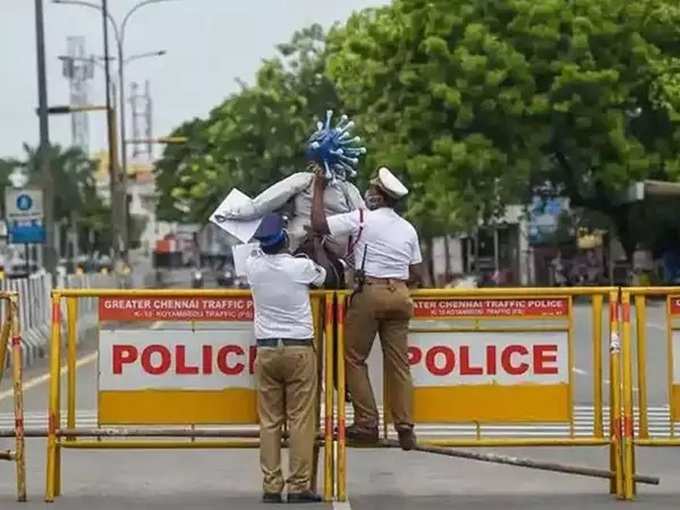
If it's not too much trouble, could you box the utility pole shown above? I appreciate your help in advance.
[34,0,56,275]
[101,0,124,265]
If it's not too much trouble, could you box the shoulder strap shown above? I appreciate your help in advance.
[346,208,366,256]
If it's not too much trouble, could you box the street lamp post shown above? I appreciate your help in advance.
[34,0,57,278]
[53,0,175,263]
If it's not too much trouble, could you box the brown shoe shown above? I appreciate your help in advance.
[396,425,417,451]
[346,423,379,444]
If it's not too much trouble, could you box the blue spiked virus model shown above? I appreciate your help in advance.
[305,110,367,182]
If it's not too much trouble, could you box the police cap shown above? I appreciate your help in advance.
[370,166,409,199]
[253,213,286,247]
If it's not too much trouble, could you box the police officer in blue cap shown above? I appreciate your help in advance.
[245,213,326,504]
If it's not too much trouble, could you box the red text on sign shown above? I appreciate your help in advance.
[112,344,257,376]
[408,343,559,377]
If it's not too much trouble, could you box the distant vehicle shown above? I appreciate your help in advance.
[233,275,249,289]
[6,258,39,279]
[96,255,113,272]
[216,265,235,287]
[192,268,204,289]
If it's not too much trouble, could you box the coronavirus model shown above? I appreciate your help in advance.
[219,111,367,258]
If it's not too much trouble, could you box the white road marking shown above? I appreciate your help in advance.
[0,351,98,402]
[150,321,163,330]
[2,406,679,436]
[648,324,666,331]
[333,500,352,510]
[572,368,587,375]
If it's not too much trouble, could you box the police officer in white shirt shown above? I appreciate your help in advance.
[245,213,326,504]
[311,167,423,450]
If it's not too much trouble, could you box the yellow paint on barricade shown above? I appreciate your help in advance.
[623,287,680,501]
[44,288,335,503]
[335,286,623,502]
[401,290,577,425]
[0,291,27,502]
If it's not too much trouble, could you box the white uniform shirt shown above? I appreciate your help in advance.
[327,207,422,280]
[245,253,326,339]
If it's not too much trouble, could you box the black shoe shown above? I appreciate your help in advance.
[262,492,283,503]
[396,425,417,451]
[346,423,379,444]
[287,491,322,503]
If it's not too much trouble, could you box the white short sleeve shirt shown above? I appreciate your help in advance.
[327,207,422,280]
[245,253,326,339]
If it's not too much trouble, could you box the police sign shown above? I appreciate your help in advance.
[4,188,45,244]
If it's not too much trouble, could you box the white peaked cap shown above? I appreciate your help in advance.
[372,166,409,198]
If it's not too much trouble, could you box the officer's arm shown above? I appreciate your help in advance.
[408,263,423,288]
[311,174,330,235]
[222,173,312,220]
[408,235,424,288]
[296,259,327,287]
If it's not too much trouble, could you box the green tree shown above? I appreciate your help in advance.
[21,144,98,223]
[155,24,342,223]
[326,0,680,253]
[2,144,112,253]
[0,157,22,213]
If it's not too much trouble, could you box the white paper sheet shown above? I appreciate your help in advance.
[209,189,262,243]
[232,243,260,277]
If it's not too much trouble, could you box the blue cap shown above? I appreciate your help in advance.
[253,213,286,248]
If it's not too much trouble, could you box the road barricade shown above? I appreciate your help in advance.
[335,287,629,501]
[0,291,26,501]
[622,287,680,500]
[44,289,335,502]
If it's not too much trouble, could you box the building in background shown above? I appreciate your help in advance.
[430,205,532,287]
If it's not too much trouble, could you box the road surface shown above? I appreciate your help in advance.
[1,300,680,509]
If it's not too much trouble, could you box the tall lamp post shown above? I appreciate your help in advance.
[34,0,57,277]
[53,0,176,263]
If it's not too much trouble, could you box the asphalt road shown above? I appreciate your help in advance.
[1,300,679,509]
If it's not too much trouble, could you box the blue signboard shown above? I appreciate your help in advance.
[5,188,46,245]
[9,220,46,244]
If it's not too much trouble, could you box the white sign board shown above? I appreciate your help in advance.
[99,329,257,391]
[209,188,262,243]
[408,331,569,386]
[232,243,260,277]
[5,189,44,222]
[673,330,680,385]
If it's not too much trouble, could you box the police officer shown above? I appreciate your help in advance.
[246,213,326,503]
[311,167,423,450]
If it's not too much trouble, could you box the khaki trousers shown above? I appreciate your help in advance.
[255,345,317,494]
[345,281,414,428]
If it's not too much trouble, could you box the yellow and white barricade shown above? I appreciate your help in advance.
[44,289,334,502]
[622,287,680,500]
[334,287,626,501]
[0,291,26,502]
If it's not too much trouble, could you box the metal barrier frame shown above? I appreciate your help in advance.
[623,286,680,501]
[0,291,26,502]
[335,287,624,502]
[44,289,335,503]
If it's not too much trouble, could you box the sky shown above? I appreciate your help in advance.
[0,0,388,159]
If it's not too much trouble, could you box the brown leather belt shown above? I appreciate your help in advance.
[256,338,312,347]
[365,276,407,285]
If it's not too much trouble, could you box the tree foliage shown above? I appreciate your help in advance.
[155,1,680,256]
[154,24,340,223]
[325,0,680,247]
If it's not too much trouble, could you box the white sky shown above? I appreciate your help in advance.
[0,0,388,159]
